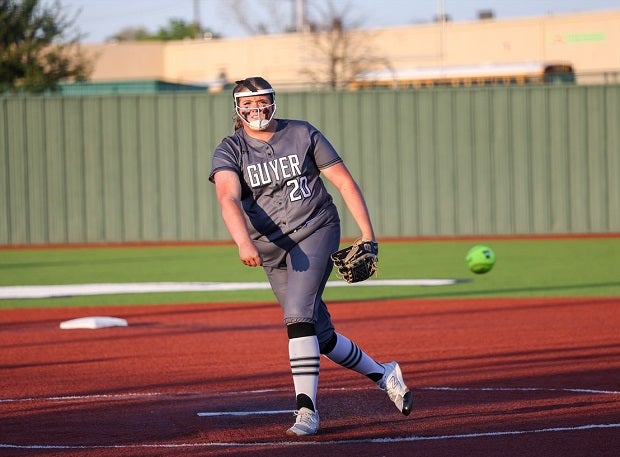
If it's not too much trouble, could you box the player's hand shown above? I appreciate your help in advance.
[238,241,262,267]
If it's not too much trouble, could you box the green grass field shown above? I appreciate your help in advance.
[1,237,618,309]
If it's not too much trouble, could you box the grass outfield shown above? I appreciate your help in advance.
[1,237,619,309]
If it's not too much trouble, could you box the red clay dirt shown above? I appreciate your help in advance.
[1,297,619,456]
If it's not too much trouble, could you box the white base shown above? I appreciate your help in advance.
[60,316,128,330]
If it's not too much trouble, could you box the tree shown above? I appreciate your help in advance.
[107,26,152,43]
[154,19,199,41]
[223,0,385,89]
[107,19,221,42]
[223,0,296,36]
[300,1,384,90]
[0,0,92,93]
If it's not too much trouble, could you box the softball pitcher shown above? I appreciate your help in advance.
[209,77,413,436]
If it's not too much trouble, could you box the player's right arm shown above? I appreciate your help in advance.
[213,170,263,267]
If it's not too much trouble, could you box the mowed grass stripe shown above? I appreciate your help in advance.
[1,238,619,309]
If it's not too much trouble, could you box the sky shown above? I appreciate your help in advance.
[57,0,620,44]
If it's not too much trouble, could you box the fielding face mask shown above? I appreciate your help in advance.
[234,88,276,131]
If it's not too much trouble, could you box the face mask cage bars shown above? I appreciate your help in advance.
[234,88,276,130]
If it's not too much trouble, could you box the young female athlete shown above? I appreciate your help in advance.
[209,76,413,436]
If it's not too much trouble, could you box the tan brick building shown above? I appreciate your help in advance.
[83,9,620,89]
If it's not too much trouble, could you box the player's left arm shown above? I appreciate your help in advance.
[321,162,375,241]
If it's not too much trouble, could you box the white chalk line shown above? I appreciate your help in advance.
[0,279,459,299]
[0,389,281,404]
[0,392,170,404]
[1,386,618,449]
[1,423,619,450]
[198,409,294,417]
[422,386,620,395]
[2,385,618,405]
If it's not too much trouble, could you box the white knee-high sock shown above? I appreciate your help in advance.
[289,335,320,409]
[324,333,383,376]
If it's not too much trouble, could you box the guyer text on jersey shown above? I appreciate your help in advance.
[246,154,302,188]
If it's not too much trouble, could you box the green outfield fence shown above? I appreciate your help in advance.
[1,85,619,245]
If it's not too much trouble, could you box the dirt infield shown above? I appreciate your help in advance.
[1,297,619,456]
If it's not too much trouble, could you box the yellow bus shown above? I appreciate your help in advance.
[349,61,575,90]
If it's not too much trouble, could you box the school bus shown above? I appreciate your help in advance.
[349,61,575,90]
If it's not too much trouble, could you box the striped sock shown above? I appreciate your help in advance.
[324,333,384,377]
[289,335,320,410]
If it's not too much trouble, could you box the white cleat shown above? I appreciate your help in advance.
[378,361,413,416]
[285,407,320,436]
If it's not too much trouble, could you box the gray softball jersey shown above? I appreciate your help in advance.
[210,119,343,243]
